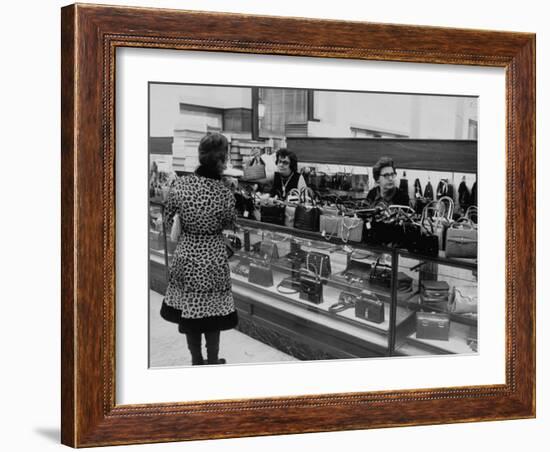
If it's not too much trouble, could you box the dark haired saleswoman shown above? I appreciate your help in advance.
[269,149,307,200]
[366,156,410,206]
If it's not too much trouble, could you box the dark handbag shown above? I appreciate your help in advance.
[369,258,413,292]
[294,188,321,232]
[420,280,450,312]
[299,263,323,304]
[355,290,385,323]
[404,212,439,257]
[248,260,274,287]
[416,312,451,341]
[223,233,242,259]
[260,203,286,226]
[303,251,332,279]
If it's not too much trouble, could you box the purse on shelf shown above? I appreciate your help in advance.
[283,188,301,228]
[355,290,385,324]
[341,215,364,243]
[329,291,357,314]
[449,285,478,314]
[303,251,332,280]
[260,202,286,226]
[445,218,478,258]
[299,262,323,304]
[253,239,280,262]
[416,312,451,341]
[419,280,450,312]
[404,205,440,257]
[248,260,274,287]
[319,214,343,239]
[294,187,321,232]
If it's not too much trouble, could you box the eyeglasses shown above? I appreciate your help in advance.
[380,172,397,179]
[277,160,291,166]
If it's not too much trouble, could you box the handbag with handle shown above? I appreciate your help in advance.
[355,290,385,324]
[248,260,274,287]
[242,155,266,181]
[341,215,364,243]
[299,261,323,305]
[283,188,301,227]
[260,202,286,226]
[319,214,343,239]
[420,280,450,312]
[449,285,478,314]
[445,218,477,258]
[293,187,321,232]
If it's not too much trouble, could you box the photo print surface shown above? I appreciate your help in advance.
[148,82,479,368]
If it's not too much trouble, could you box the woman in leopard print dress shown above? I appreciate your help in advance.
[161,133,238,365]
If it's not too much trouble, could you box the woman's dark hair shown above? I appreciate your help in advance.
[196,133,228,179]
[372,156,396,182]
[275,148,298,173]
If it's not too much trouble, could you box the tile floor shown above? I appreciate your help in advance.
[149,290,297,367]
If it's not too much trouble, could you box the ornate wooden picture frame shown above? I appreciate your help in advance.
[61,3,535,447]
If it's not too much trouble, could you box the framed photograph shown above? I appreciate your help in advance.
[61,3,535,447]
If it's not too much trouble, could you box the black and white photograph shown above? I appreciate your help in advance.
[148,83,479,367]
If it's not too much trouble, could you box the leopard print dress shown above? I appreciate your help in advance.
[162,173,238,333]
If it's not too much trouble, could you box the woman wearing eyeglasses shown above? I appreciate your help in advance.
[366,156,410,206]
[269,148,308,200]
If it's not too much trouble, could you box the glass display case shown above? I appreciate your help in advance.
[226,217,478,360]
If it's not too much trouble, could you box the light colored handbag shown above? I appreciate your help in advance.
[445,218,477,258]
[341,215,364,243]
[319,214,343,239]
[284,188,300,228]
[450,285,478,314]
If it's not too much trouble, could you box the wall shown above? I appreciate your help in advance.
[4,1,546,452]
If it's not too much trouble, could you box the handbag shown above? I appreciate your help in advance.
[299,264,323,304]
[170,213,181,242]
[355,290,385,323]
[449,285,478,314]
[242,156,266,181]
[248,260,274,287]
[253,240,279,262]
[260,203,286,226]
[445,219,477,258]
[223,233,242,259]
[341,215,364,243]
[420,280,450,312]
[319,214,343,239]
[404,205,440,257]
[294,187,321,232]
[303,251,332,279]
[283,188,301,228]
[416,312,451,341]
[369,258,413,292]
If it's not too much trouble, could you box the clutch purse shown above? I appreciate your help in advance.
[416,312,451,341]
[355,290,385,323]
[248,260,274,287]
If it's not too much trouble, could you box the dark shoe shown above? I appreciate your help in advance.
[207,358,226,365]
[191,357,205,365]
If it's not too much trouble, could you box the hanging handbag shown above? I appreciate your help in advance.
[299,263,323,304]
[420,280,450,312]
[445,218,477,258]
[294,187,321,232]
[449,285,478,314]
[416,312,451,341]
[242,155,266,181]
[248,260,274,287]
[355,290,385,323]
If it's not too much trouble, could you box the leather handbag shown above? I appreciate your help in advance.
[248,260,274,287]
[242,156,266,181]
[253,240,279,262]
[260,203,286,226]
[404,207,439,257]
[303,251,332,279]
[449,285,478,314]
[445,219,477,258]
[355,290,385,323]
[369,258,413,293]
[319,214,343,239]
[341,215,364,243]
[294,188,321,232]
[299,266,323,304]
[420,280,450,312]
[416,312,451,341]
